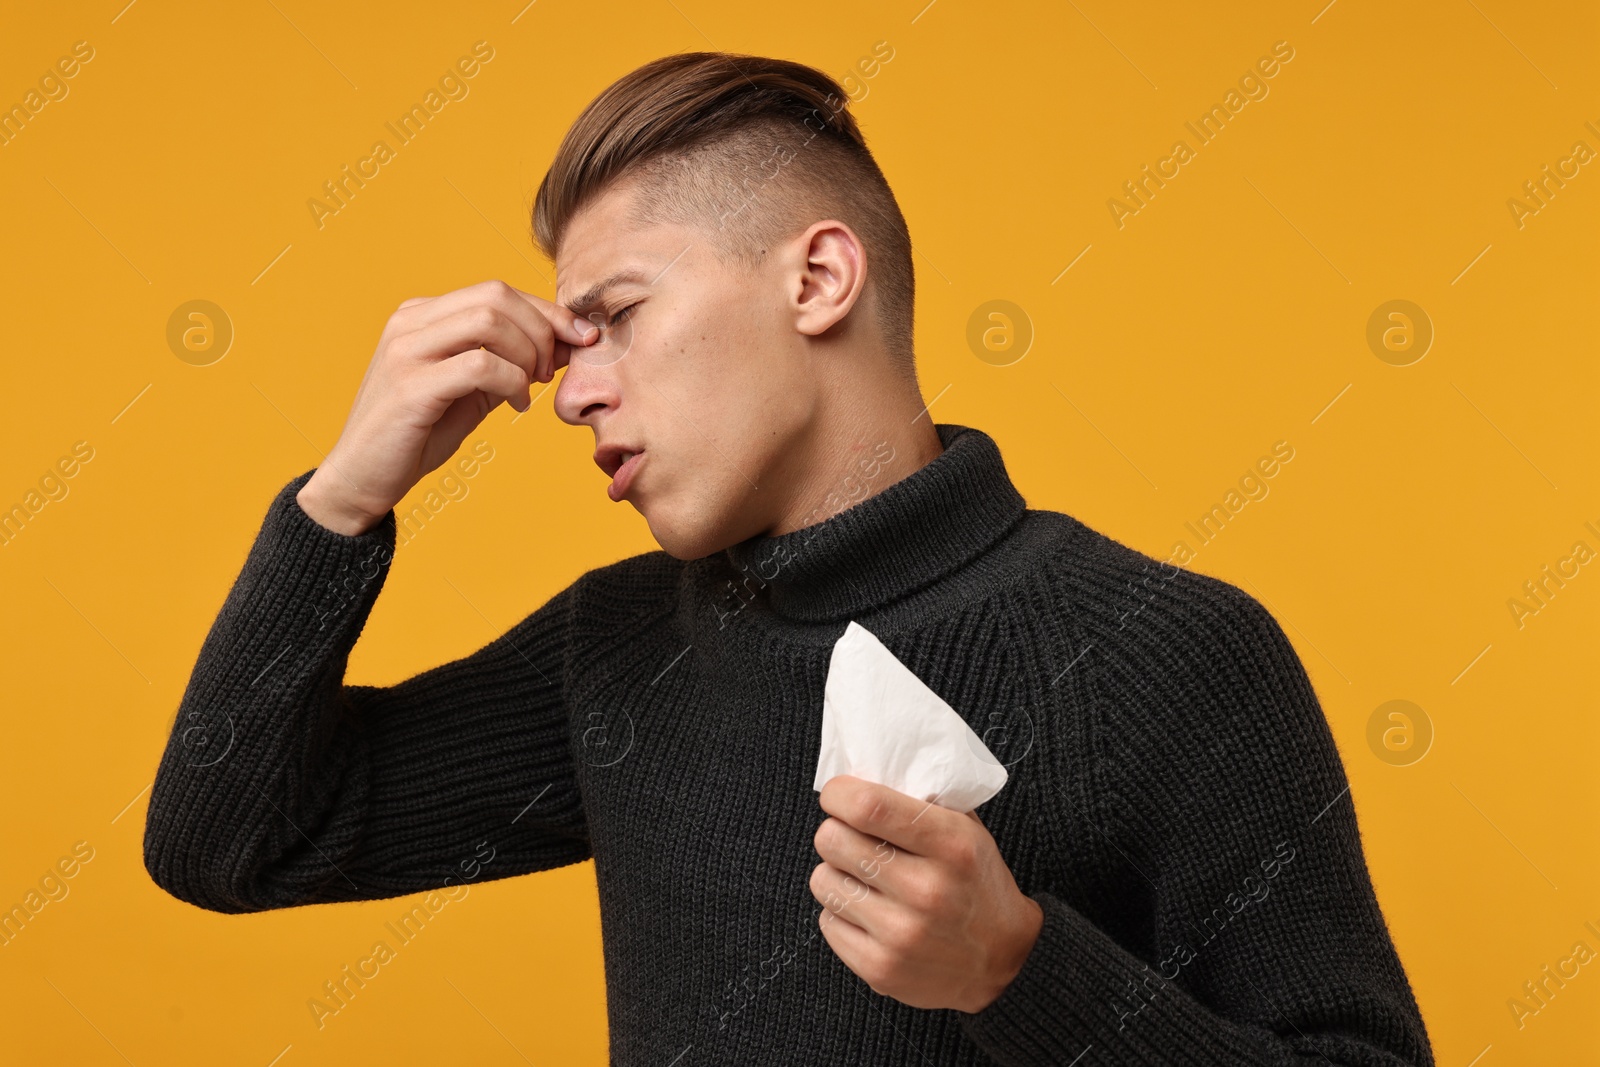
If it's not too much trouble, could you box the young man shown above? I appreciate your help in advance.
[144,52,1435,1065]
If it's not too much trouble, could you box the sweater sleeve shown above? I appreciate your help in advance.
[142,467,591,914]
[960,572,1435,1066]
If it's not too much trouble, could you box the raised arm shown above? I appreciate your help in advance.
[143,280,605,914]
[143,472,590,912]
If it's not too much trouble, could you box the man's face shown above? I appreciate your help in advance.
[553,181,820,560]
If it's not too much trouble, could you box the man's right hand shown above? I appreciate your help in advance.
[297,279,600,535]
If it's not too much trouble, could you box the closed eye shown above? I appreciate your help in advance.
[590,301,639,346]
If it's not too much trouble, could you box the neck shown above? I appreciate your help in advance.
[719,421,1028,623]
[765,375,946,537]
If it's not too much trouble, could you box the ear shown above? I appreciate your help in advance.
[788,219,868,339]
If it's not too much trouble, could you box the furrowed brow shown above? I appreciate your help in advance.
[562,268,650,316]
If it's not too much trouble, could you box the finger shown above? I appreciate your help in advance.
[809,861,881,935]
[815,816,941,911]
[397,304,541,392]
[816,897,878,985]
[818,775,956,857]
[424,347,534,412]
[814,816,903,886]
[506,283,601,346]
[395,281,598,383]
[501,283,600,381]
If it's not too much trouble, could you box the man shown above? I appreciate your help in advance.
[144,51,1435,1065]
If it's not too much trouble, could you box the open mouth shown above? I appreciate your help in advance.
[594,443,647,502]
[607,450,645,501]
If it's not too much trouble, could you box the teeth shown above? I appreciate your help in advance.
[620,451,635,465]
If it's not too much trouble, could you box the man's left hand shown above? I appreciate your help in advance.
[810,774,1045,1014]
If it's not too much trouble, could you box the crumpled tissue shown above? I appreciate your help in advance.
[813,620,1008,814]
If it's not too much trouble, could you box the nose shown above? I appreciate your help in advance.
[552,350,621,427]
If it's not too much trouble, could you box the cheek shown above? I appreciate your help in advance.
[644,323,748,409]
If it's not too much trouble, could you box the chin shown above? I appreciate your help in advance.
[649,524,725,562]
[642,495,740,561]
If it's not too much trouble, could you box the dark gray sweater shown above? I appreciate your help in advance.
[143,422,1435,1066]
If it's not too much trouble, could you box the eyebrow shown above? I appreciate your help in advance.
[561,268,650,316]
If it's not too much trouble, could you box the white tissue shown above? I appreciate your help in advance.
[813,620,1008,814]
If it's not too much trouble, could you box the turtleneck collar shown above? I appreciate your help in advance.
[719,423,1028,624]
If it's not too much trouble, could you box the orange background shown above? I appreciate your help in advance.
[1,1,1595,1063]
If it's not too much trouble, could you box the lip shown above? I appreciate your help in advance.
[593,442,643,478]
[607,450,646,502]
[593,442,648,501]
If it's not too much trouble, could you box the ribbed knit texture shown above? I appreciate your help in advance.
[144,422,1435,1066]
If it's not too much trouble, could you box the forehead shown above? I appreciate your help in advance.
[555,183,685,309]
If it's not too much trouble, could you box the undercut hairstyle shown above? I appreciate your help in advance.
[531,51,918,380]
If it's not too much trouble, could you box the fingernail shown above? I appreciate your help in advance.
[574,315,598,340]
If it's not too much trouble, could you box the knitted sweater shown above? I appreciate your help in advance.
[143,422,1435,1066]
